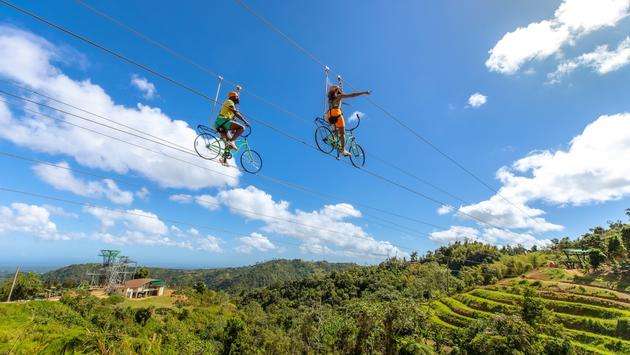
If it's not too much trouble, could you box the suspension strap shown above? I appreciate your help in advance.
[210,75,224,126]
[323,66,330,115]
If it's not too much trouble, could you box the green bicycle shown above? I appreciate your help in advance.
[194,124,262,174]
[314,114,365,168]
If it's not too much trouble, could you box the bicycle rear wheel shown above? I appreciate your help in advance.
[315,126,335,154]
[194,133,224,160]
[240,149,263,173]
[349,143,365,168]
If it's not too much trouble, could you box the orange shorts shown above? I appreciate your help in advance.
[326,108,344,129]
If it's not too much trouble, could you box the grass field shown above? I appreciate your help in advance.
[430,270,630,354]
[120,295,177,308]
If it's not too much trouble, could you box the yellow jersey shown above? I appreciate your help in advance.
[219,99,236,119]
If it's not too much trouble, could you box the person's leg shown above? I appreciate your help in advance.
[336,116,350,156]
[230,122,244,141]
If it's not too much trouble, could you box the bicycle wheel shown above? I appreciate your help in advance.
[349,143,365,168]
[315,126,335,154]
[194,133,224,160]
[240,149,263,173]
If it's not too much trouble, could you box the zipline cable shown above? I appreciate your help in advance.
[232,0,551,232]
[0,95,441,246]
[0,81,451,232]
[0,1,545,241]
[1,89,533,247]
[74,0,310,125]
[73,0,466,205]
[0,88,491,235]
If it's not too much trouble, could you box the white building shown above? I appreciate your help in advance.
[122,278,165,298]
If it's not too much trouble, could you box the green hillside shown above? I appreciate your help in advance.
[1,215,629,353]
[43,259,355,292]
[431,274,630,354]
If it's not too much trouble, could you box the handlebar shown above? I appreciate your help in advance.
[347,113,361,131]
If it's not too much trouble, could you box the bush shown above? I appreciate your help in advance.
[102,294,125,305]
[521,288,545,326]
[588,249,607,270]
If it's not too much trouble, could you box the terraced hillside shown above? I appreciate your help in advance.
[431,276,630,354]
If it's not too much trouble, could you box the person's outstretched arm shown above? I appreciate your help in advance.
[340,90,370,99]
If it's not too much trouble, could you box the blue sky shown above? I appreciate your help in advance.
[0,0,629,269]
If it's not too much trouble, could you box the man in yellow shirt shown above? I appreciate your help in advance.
[214,91,246,162]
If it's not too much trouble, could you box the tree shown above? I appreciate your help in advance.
[621,226,630,251]
[222,317,245,355]
[410,251,418,262]
[588,249,607,270]
[134,267,149,279]
[0,272,44,301]
[625,208,630,220]
[607,235,626,260]
[193,281,207,294]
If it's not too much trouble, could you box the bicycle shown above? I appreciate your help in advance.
[194,122,262,174]
[314,113,366,168]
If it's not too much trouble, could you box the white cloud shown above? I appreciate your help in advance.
[33,162,134,204]
[130,74,157,100]
[458,112,630,233]
[85,206,222,251]
[486,0,630,74]
[135,187,150,200]
[197,235,222,252]
[0,25,239,190]
[0,202,71,240]
[548,36,630,83]
[85,206,168,235]
[459,195,563,233]
[467,93,487,108]
[169,194,193,203]
[347,111,365,124]
[437,205,454,215]
[42,204,78,218]
[194,194,220,211]
[429,225,551,249]
[429,226,481,244]
[236,232,276,253]
[216,185,402,258]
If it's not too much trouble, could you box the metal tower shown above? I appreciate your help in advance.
[86,249,138,293]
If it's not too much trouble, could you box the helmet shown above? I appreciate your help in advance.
[228,91,239,100]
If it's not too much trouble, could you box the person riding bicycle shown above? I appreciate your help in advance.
[325,85,370,156]
[215,91,246,164]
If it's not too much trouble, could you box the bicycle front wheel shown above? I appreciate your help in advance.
[315,126,335,154]
[349,143,365,168]
[194,133,224,160]
[240,149,263,173]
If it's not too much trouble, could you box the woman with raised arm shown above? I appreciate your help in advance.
[325,85,370,156]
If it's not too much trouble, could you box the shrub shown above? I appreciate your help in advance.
[588,249,607,270]
[102,294,124,305]
[521,289,545,326]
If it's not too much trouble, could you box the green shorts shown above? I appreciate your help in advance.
[214,116,232,131]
